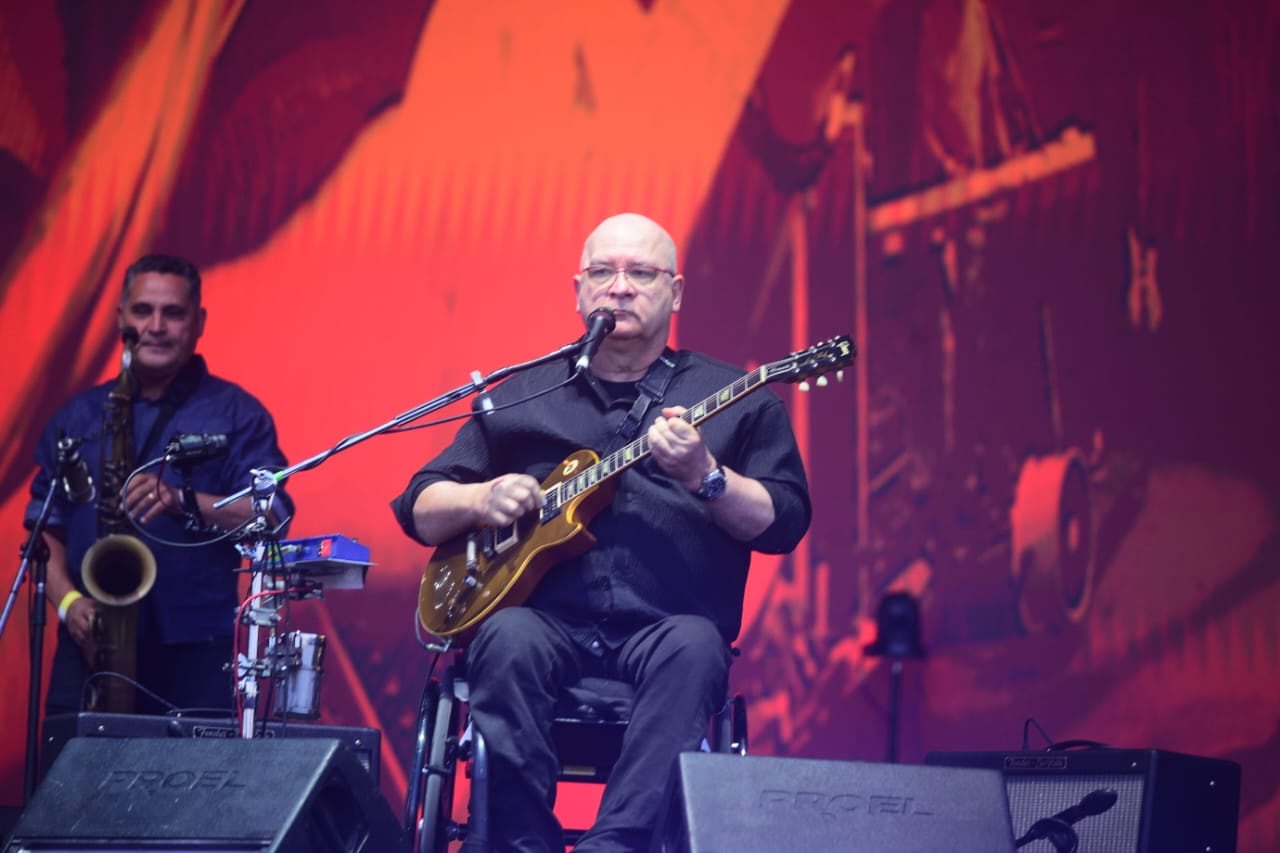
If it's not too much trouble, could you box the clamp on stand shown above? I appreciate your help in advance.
[174,462,217,535]
[233,469,289,737]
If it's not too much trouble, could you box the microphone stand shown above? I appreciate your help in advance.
[215,336,589,737]
[0,459,65,802]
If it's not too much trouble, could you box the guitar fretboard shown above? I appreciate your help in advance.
[541,364,775,518]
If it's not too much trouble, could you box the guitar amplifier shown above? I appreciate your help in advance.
[41,712,381,785]
[925,748,1240,852]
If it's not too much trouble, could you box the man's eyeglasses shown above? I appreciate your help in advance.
[580,265,675,288]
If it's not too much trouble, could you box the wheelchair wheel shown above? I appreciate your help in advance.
[406,678,458,853]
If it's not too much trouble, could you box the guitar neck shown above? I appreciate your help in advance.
[543,365,774,514]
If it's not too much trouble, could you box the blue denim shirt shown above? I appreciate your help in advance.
[26,356,294,644]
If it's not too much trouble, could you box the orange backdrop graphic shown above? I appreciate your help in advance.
[1,0,1278,848]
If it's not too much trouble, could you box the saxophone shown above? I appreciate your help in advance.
[80,327,158,713]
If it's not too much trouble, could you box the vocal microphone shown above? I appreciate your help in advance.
[165,433,229,465]
[56,434,96,505]
[574,308,617,372]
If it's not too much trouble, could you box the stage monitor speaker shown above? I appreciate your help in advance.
[40,712,381,785]
[653,753,1015,852]
[5,737,406,852]
[925,748,1240,852]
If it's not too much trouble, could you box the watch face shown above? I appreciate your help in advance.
[698,467,727,500]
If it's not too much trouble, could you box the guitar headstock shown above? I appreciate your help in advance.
[765,336,856,389]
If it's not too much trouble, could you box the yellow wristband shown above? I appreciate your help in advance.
[56,590,84,623]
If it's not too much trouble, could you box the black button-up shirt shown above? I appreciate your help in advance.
[392,350,811,646]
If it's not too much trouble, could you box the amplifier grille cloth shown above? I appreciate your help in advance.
[1008,773,1145,853]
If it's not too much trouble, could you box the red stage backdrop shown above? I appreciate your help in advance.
[1,1,1277,848]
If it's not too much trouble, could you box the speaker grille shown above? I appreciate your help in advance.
[1007,773,1145,853]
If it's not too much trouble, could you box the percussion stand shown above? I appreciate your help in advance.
[232,468,288,739]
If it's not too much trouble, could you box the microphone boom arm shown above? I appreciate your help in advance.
[213,337,588,510]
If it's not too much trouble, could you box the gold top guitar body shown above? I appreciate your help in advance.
[416,336,854,646]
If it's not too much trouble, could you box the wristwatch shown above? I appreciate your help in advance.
[694,466,727,502]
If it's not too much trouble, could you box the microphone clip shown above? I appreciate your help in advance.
[172,464,218,534]
[54,431,96,506]
[180,483,217,534]
[165,433,229,468]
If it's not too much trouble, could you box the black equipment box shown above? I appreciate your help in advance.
[41,712,381,785]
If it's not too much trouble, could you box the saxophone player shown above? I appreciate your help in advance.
[25,254,294,717]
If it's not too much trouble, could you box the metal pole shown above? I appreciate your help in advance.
[850,101,870,547]
[886,659,903,763]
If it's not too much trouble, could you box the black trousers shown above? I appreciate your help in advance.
[465,608,731,853]
[45,624,234,717]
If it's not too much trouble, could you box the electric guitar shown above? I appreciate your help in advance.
[416,336,855,644]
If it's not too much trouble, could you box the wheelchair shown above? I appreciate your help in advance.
[404,655,748,852]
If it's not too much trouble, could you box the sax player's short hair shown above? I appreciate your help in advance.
[121,254,202,308]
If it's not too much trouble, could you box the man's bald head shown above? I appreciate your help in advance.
[580,213,678,273]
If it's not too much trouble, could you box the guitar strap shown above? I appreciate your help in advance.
[612,347,680,446]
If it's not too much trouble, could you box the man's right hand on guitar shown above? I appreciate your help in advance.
[481,473,544,527]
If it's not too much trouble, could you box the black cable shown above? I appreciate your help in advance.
[1022,717,1055,750]
[122,458,271,549]
[80,671,180,714]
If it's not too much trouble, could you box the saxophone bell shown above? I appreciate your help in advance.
[81,533,157,606]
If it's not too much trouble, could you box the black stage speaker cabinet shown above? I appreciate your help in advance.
[40,712,381,785]
[5,737,406,852]
[925,749,1241,852]
[653,753,1016,852]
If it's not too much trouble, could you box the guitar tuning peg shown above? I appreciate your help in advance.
[816,375,828,387]
[836,370,844,382]
[799,381,811,392]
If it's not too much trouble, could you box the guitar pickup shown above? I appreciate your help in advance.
[490,522,519,555]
